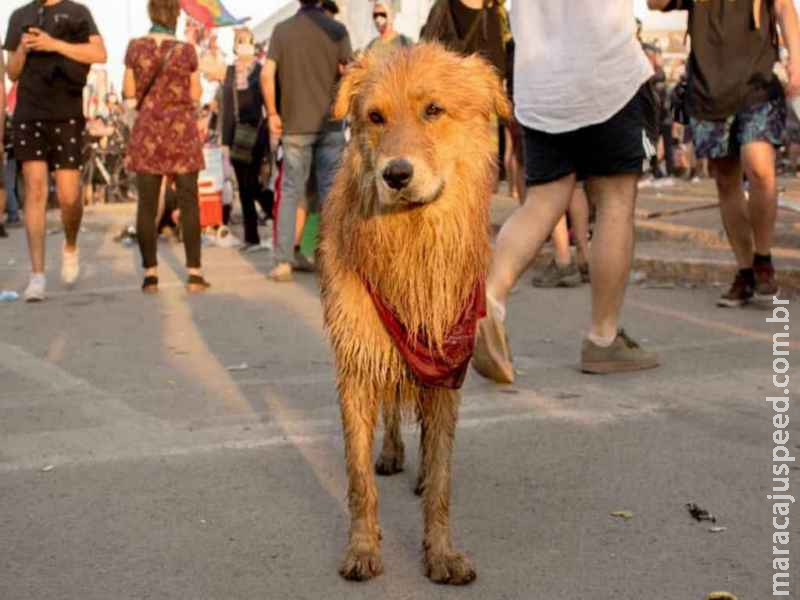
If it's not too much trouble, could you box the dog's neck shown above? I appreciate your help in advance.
[339,150,493,349]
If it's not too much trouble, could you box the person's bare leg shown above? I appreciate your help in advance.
[294,204,308,247]
[486,174,575,308]
[740,142,777,256]
[550,215,572,266]
[513,159,526,206]
[22,161,50,273]
[0,188,6,227]
[568,185,591,268]
[503,128,518,202]
[584,174,637,340]
[710,157,752,269]
[54,169,83,252]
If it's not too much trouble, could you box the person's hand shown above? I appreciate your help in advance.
[23,28,62,53]
[17,34,32,55]
[269,113,283,140]
[786,59,800,98]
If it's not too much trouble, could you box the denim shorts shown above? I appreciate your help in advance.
[690,97,786,160]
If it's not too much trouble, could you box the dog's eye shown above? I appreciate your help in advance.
[368,110,385,125]
[425,103,445,119]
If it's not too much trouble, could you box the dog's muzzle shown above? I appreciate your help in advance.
[382,159,414,191]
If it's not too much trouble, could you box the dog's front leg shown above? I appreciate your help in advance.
[338,377,384,581]
[419,388,476,585]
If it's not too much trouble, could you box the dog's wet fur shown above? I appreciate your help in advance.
[319,43,510,584]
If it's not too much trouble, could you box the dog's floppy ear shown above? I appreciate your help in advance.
[333,55,371,120]
[460,54,512,121]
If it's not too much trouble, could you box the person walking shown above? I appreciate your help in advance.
[4,0,107,301]
[472,0,660,383]
[221,27,272,254]
[650,0,800,308]
[366,2,412,60]
[123,0,209,294]
[263,0,351,282]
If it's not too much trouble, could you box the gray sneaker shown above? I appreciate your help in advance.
[532,260,582,288]
[580,329,660,374]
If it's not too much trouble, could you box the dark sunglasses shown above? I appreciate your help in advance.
[373,12,387,19]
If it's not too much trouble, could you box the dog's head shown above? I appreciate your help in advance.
[333,43,511,209]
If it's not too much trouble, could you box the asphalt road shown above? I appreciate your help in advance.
[0,206,797,599]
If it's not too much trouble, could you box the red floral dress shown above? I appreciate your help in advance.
[125,38,205,175]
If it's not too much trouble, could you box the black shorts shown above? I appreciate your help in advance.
[522,85,653,186]
[13,119,86,171]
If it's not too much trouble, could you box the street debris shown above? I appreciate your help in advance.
[226,363,249,372]
[629,270,647,284]
[708,526,727,534]
[41,465,54,473]
[0,291,19,302]
[500,389,519,395]
[555,392,581,400]
[686,502,717,523]
[610,511,634,520]
[705,593,737,600]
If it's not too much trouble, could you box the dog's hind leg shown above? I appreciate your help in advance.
[338,376,384,582]
[375,392,405,476]
[419,388,476,585]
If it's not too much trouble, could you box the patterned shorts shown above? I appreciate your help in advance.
[13,119,86,170]
[690,98,786,160]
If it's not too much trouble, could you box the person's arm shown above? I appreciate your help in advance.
[190,71,202,103]
[776,0,800,97]
[24,31,107,64]
[4,13,26,81]
[5,45,27,81]
[261,58,282,139]
[123,67,136,100]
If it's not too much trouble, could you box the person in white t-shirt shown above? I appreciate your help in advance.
[472,0,661,382]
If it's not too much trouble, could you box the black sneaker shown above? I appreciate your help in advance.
[717,273,754,308]
[0,224,7,238]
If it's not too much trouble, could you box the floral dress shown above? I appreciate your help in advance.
[125,38,204,175]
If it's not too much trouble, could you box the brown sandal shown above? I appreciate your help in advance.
[186,274,210,293]
[141,275,159,294]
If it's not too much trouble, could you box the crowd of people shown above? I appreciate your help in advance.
[1,0,798,374]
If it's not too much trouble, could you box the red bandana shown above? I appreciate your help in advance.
[365,278,486,389]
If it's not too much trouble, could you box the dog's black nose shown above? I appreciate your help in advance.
[382,159,414,190]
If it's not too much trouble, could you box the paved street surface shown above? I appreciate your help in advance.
[0,202,797,599]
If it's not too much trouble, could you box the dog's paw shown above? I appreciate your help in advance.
[375,453,404,476]
[424,552,476,586]
[339,548,384,582]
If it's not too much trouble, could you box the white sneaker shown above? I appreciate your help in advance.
[61,245,80,286]
[24,273,46,303]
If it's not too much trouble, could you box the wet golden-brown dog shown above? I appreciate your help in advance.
[319,43,510,584]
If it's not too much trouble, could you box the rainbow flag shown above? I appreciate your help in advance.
[180,0,251,28]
